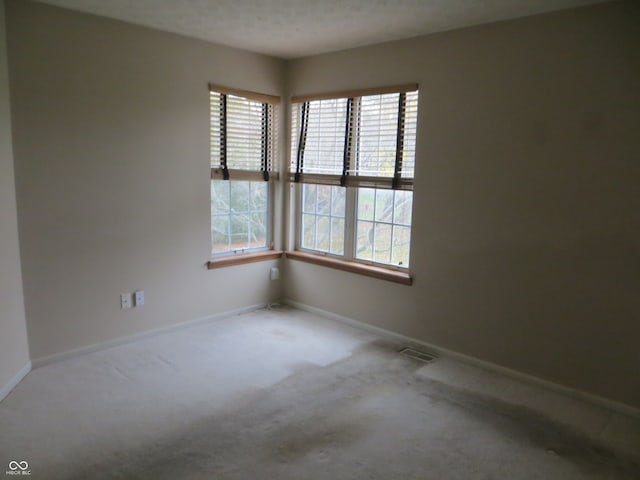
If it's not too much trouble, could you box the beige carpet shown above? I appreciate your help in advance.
[1,306,638,479]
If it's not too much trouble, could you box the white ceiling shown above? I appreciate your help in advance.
[36,0,607,59]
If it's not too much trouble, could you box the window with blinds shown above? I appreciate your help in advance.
[209,85,279,257]
[210,84,279,182]
[291,85,418,190]
[292,84,419,271]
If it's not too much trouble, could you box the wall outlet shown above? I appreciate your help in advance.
[134,290,145,307]
[270,267,280,280]
[120,293,132,310]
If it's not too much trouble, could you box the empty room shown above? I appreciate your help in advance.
[1,0,639,478]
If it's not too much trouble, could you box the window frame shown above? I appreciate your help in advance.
[290,85,419,280]
[207,84,282,266]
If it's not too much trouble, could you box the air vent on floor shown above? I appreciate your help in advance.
[399,347,437,363]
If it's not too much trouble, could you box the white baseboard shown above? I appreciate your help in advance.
[283,298,640,420]
[32,303,267,369]
[0,361,32,403]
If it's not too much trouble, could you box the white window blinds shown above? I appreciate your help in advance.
[298,98,348,176]
[210,84,279,181]
[291,85,418,190]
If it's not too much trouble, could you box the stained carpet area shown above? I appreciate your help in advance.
[1,307,639,479]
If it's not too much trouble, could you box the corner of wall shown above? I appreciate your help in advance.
[0,0,32,397]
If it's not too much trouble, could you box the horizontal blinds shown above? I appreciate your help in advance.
[291,101,299,176]
[226,94,263,171]
[210,87,279,181]
[301,98,348,175]
[291,86,418,190]
[353,93,400,178]
[402,91,418,179]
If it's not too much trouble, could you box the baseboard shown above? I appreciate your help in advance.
[283,298,640,420]
[32,303,267,369]
[0,361,32,403]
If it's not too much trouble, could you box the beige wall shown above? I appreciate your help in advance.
[285,1,640,408]
[6,0,285,359]
[0,0,30,390]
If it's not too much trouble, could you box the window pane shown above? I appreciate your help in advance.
[302,184,317,213]
[373,223,392,264]
[332,186,346,217]
[316,185,332,215]
[393,190,413,226]
[211,180,268,255]
[392,225,411,267]
[302,213,315,249]
[230,182,249,212]
[250,212,267,248]
[374,189,394,223]
[331,218,345,255]
[211,215,230,253]
[356,188,412,268]
[356,220,374,261]
[211,181,230,213]
[250,182,267,211]
[301,185,346,255]
[231,214,248,248]
[316,215,330,251]
[357,188,375,221]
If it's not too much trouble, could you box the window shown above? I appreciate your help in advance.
[291,85,418,273]
[301,184,345,255]
[209,85,279,257]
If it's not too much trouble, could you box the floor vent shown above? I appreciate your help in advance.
[399,347,437,363]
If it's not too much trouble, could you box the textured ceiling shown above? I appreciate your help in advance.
[36,0,607,59]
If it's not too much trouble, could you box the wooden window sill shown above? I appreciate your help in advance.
[285,251,412,286]
[208,250,283,269]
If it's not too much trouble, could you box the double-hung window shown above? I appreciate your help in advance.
[290,85,418,279]
[209,85,279,258]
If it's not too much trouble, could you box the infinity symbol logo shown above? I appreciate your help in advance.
[8,461,28,471]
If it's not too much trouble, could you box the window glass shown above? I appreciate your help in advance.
[211,180,268,254]
[356,188,412,267]
[300,184,346,256]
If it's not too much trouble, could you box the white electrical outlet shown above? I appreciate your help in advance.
[270,267,280,280]
[120,293,132,310]
[134,290,145,307]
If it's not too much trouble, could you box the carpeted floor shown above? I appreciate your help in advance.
[1,306,639,479]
